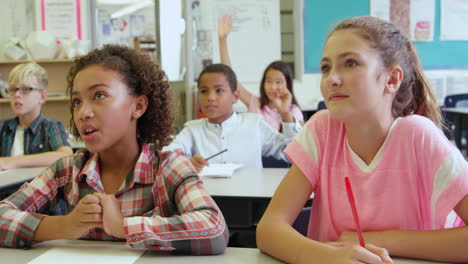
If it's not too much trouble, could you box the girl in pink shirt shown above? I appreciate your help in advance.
[218,14,304,132]
[257,16,468,263]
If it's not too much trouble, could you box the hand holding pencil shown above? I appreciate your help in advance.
[190,149,228,172]
[328,177,393,264]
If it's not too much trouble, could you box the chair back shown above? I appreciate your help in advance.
[262,156,291,168]
[317,100,326,110]
[292,207,311,236]
[443,94,468,142]
[444,94,468,108]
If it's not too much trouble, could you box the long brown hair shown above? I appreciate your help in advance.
[329,16,442,128]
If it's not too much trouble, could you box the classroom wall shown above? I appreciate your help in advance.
[2,1,466,122]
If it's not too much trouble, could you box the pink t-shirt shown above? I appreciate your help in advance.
[285,110,468,242]
[248,95,304,131]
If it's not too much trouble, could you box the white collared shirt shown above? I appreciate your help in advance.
[10,127,25,156]
[164,112,298,168]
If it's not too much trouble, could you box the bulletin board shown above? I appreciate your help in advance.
[303,0,468,73]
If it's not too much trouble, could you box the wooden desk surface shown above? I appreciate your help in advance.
[0,240,450,264]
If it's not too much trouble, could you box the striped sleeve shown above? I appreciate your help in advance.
[405,115,468,229]
[432,150,468,228]
[0,157,73,249]
[123,153,228,255]
[284,111,322,187]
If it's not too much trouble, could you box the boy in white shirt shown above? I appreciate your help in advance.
[165,63,299,171]
[0,62,72,170]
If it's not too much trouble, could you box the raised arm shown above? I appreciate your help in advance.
[218,14,253,107]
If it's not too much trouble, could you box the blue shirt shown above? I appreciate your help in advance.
[0,113,70,157]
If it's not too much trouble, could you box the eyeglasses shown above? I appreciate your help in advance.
[8,87,43,95]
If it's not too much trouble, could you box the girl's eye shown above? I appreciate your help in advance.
[199,89,207,94]
[94,91,106,100]
[216,89,224,93]
[71,98,81,107]
[345,59,358,68]
[320,64,330,73]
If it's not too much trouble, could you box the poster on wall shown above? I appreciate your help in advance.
[440,0,468,40]
[370,0,435,42]
[40,0,82,40]
[130,15,145,37]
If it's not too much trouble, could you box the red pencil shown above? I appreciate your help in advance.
[345,177,366,248]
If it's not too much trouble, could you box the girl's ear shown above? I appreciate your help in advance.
[385,66,404,95]
[132,95,148,120]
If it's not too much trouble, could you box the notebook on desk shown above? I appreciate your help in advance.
[198,163,242,178]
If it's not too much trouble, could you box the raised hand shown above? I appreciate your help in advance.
[94,193,125,238]
[218,14,233,39]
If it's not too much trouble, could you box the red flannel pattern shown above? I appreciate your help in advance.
[0,144,228,254]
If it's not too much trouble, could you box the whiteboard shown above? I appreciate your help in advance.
[211,0,281,83]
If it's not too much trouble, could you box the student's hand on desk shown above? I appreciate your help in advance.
[65,194,103,239]
[218,14,232,39]
[327,231,393,264]
[0,157,16,171]
[320,243,393,264]
[190,155,209,172]
[94,193,125,238]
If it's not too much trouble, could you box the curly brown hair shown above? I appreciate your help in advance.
[66,44,174,150]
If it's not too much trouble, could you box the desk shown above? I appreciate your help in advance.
[201,168,288,230]
[202,168,288,198]
[0,240,281,264]
[0,240,450,264]
[443,107,468,151]
[0,167,45,199]
[201,168,290,247]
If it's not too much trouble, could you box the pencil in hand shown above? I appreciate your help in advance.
[204,149,228,161]
[345,177,366,248]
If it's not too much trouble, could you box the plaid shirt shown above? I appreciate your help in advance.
[0,144,228,254]
[0,113,70,156]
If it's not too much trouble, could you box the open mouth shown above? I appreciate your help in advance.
[83,128,97,136]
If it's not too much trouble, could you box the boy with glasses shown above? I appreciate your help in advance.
[0,62,72,170]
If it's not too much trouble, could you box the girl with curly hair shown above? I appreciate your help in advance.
[0,45,228,254]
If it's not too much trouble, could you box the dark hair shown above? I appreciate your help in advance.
[197,63,237,92]
[329,16,442,128]
[66,44,174,150]
[259,61,299,109]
